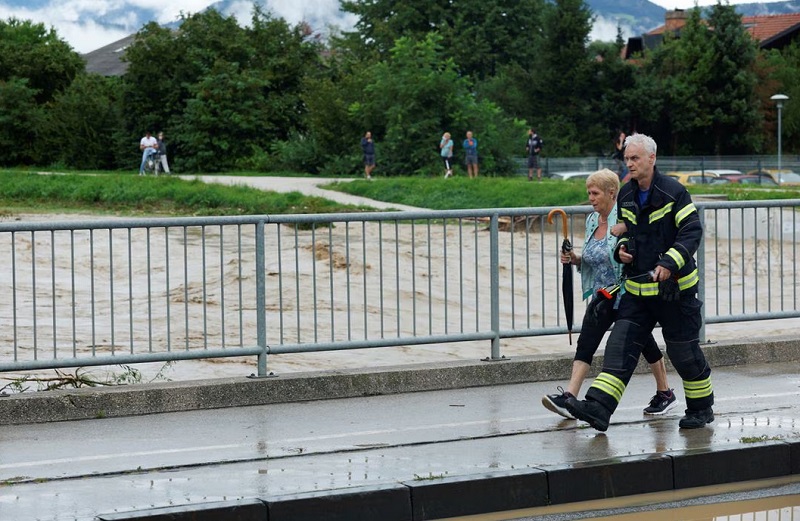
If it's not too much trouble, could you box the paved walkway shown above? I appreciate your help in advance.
[180,175,428,212]
[1,361,798,520]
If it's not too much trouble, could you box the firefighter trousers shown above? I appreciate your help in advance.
[585,291,714,414]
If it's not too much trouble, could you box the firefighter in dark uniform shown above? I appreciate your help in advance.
[566,133,714,431]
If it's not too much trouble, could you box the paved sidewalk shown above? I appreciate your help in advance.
[1,360,798,521]
[180,175,427,212]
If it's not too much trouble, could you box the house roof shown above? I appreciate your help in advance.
[625,11,800,59]
[743,13,800,48]
[648,12,800,49]
[82,34,137,76]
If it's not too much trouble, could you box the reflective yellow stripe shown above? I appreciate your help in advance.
[624,279,659,296]
[678,269,698,290]
[589,372,626,403]
[676,203,696,226]
[665,248,685,269]
[684,377,713,399]
[649,202,673,224]
[621,208,637,224]
[624,269,699,296]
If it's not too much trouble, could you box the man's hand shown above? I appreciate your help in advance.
[617,244,633,264]
[651,265,672,282]
[610,222,627,237]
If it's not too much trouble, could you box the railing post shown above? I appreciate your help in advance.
[697,205,707,344]
[256,220,268,376]
[489,214,501,360]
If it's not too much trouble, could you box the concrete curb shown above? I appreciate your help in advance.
[93,440,800,520]
[1,335,798,425]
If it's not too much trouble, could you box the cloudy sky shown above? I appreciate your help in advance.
[0,0,355,53]
[0,0,779,54]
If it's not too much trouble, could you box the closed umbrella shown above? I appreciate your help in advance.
[547,208,573,345]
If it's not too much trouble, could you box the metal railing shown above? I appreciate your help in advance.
[1,200,799,376]
[511,155,800,177]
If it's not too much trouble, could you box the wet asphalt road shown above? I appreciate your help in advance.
[0,362,798,520]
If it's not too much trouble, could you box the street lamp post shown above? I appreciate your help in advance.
[771,94,789,175]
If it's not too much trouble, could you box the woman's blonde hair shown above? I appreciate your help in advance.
[586,168,620,197]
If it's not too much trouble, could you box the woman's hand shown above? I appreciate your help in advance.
[610,222,627,237]
[560,250,579,265]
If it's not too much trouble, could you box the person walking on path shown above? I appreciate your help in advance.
[361,131,376,180]
[542,168,676,420]
[440,132,454,178]
[565,133,714,431]
[463,130,479,178]
[526,129,544,181]
[155,131,171,175]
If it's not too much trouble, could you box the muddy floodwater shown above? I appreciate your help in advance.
[439,477,800,521]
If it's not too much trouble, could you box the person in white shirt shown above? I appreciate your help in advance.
[139,131,159,175]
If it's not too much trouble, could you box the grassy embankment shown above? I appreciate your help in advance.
[0,171,796,217]
[0,171,368,216]
[330,176,800,207]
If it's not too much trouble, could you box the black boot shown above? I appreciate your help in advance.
[565,397,611,432]
[678,407,714,429]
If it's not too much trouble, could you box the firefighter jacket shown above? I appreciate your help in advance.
[613,167,702,297]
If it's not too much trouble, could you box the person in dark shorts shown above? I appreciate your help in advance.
[361,131,376,179]
[526,128,543,181]
[463,130,479,178]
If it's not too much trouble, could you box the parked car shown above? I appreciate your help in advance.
[746,169,800,186]
[665,171,724,186]
[717,174,778,186]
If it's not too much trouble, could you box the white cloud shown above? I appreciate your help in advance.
[591,15,629,43]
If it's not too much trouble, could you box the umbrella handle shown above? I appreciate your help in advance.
[547,209,569,240]
[547,208,571,253]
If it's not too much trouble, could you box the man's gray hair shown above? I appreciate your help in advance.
[624,133,657,156]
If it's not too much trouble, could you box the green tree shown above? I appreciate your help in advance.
[632,5,760,155]
[763,43,800,155]
[0,18,84,104]
[0,78,41,166]
[171,63,273,172]
[120,7,321,172]
[39,75,123,169]
[340,0,546,81]
[353,34,524,176]
[702,3,761,154]
[540,0,593,114]
[586,31,638,156]
[120,22,185,137]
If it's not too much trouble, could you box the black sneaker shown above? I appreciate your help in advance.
[679,407,714,429]
[541,387,575,420]
[643,389,678,415]
[565,397,610,432]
